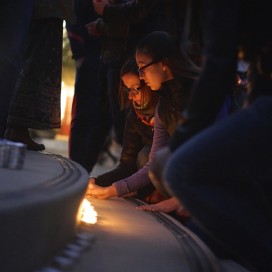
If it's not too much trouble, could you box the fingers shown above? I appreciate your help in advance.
[137,204,160,212]
[86,189,105,199]
[89,177,96,184]
[86,181,100,197]
[137,198,180,213]
[86,184,117,200]
[86,184,110,199]
[123,191,137,198]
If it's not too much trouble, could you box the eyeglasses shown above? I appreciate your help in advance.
[124,86,142,96]
[138,60,157,77]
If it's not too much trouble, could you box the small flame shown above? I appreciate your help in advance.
[80,198,97,224]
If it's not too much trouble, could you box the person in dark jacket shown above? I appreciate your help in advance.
[92,0,205,68]
[66,0,102,172]
[85,0,131,153]
[92,0,186,52]
[150,1,272,271]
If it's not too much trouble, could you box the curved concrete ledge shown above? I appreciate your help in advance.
[72,197,249,272]
[0,151,89,272]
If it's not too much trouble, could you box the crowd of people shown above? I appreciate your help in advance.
[1,0,272,271]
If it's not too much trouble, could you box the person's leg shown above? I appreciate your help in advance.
[6,18,63,151]
[165,96,272,272]
[69,56,111,173]
[0,0,33,136]
[107,61,126,145]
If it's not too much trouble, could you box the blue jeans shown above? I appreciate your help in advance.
[0,0,33,136]
[165,96,272,272]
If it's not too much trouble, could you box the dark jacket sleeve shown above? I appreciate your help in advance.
[170,0,241,150]
[103,0,157,24]
[95,109,149,187]
[65,0,101,60]
[66,22,87,60]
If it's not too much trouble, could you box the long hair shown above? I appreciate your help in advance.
[136,31,200,79]
[136,31,199,134]
[119,57,158,110]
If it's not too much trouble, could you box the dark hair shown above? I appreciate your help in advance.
[136,31,199,79]
[119,58,157,110]
[136,32,199,134]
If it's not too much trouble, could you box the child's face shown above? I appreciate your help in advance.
[136,51,165,91]
[122,73,143,105]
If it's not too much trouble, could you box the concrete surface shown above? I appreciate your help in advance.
[0,151,89,272]
[40,136,120,177]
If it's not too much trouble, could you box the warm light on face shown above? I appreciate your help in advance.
[79,198,98,224]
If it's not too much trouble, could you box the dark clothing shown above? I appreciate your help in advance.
[7,18,63,129]
[170,0,272,151]
[96,59,127,145]
[95,0,130,63]
[157,78,193,135]
[103,0,204,68]
[85,0,131,148]
[165,1,272,271]
[0,0,33,136]
[68,52,107,172]
[33,0,75,22]
[166,96,272,271]
[66,7,101,60]
[95,107,154,187]
[66,0,103,173]
[103,0,185,46]
[103,0,204,66]
[94,0,185,148]
[6,0,74,131]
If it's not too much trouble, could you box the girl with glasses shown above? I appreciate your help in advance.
[136,31,232,216]
[134,31,199,216]
[87,58,164,202]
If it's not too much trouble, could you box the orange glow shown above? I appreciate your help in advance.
[79,198,98,224]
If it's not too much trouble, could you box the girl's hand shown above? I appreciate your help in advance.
[137,197,180,213]
[137,197,191,218]
[86,182,117,199]
[89,177,96,184]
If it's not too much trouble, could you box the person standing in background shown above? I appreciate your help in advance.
[66,0,103,172]
[0,0,33,137]
[4,0,75,151]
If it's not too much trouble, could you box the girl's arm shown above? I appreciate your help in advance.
[113,109,170,196]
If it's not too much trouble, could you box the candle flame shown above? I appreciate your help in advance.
[80,198,97,224]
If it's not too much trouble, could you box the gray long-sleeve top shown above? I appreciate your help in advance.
[113,108,170,196]
[113,78,194,196]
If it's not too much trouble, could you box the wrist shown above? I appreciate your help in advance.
[89,177,96,184]
[107,184,117,197]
